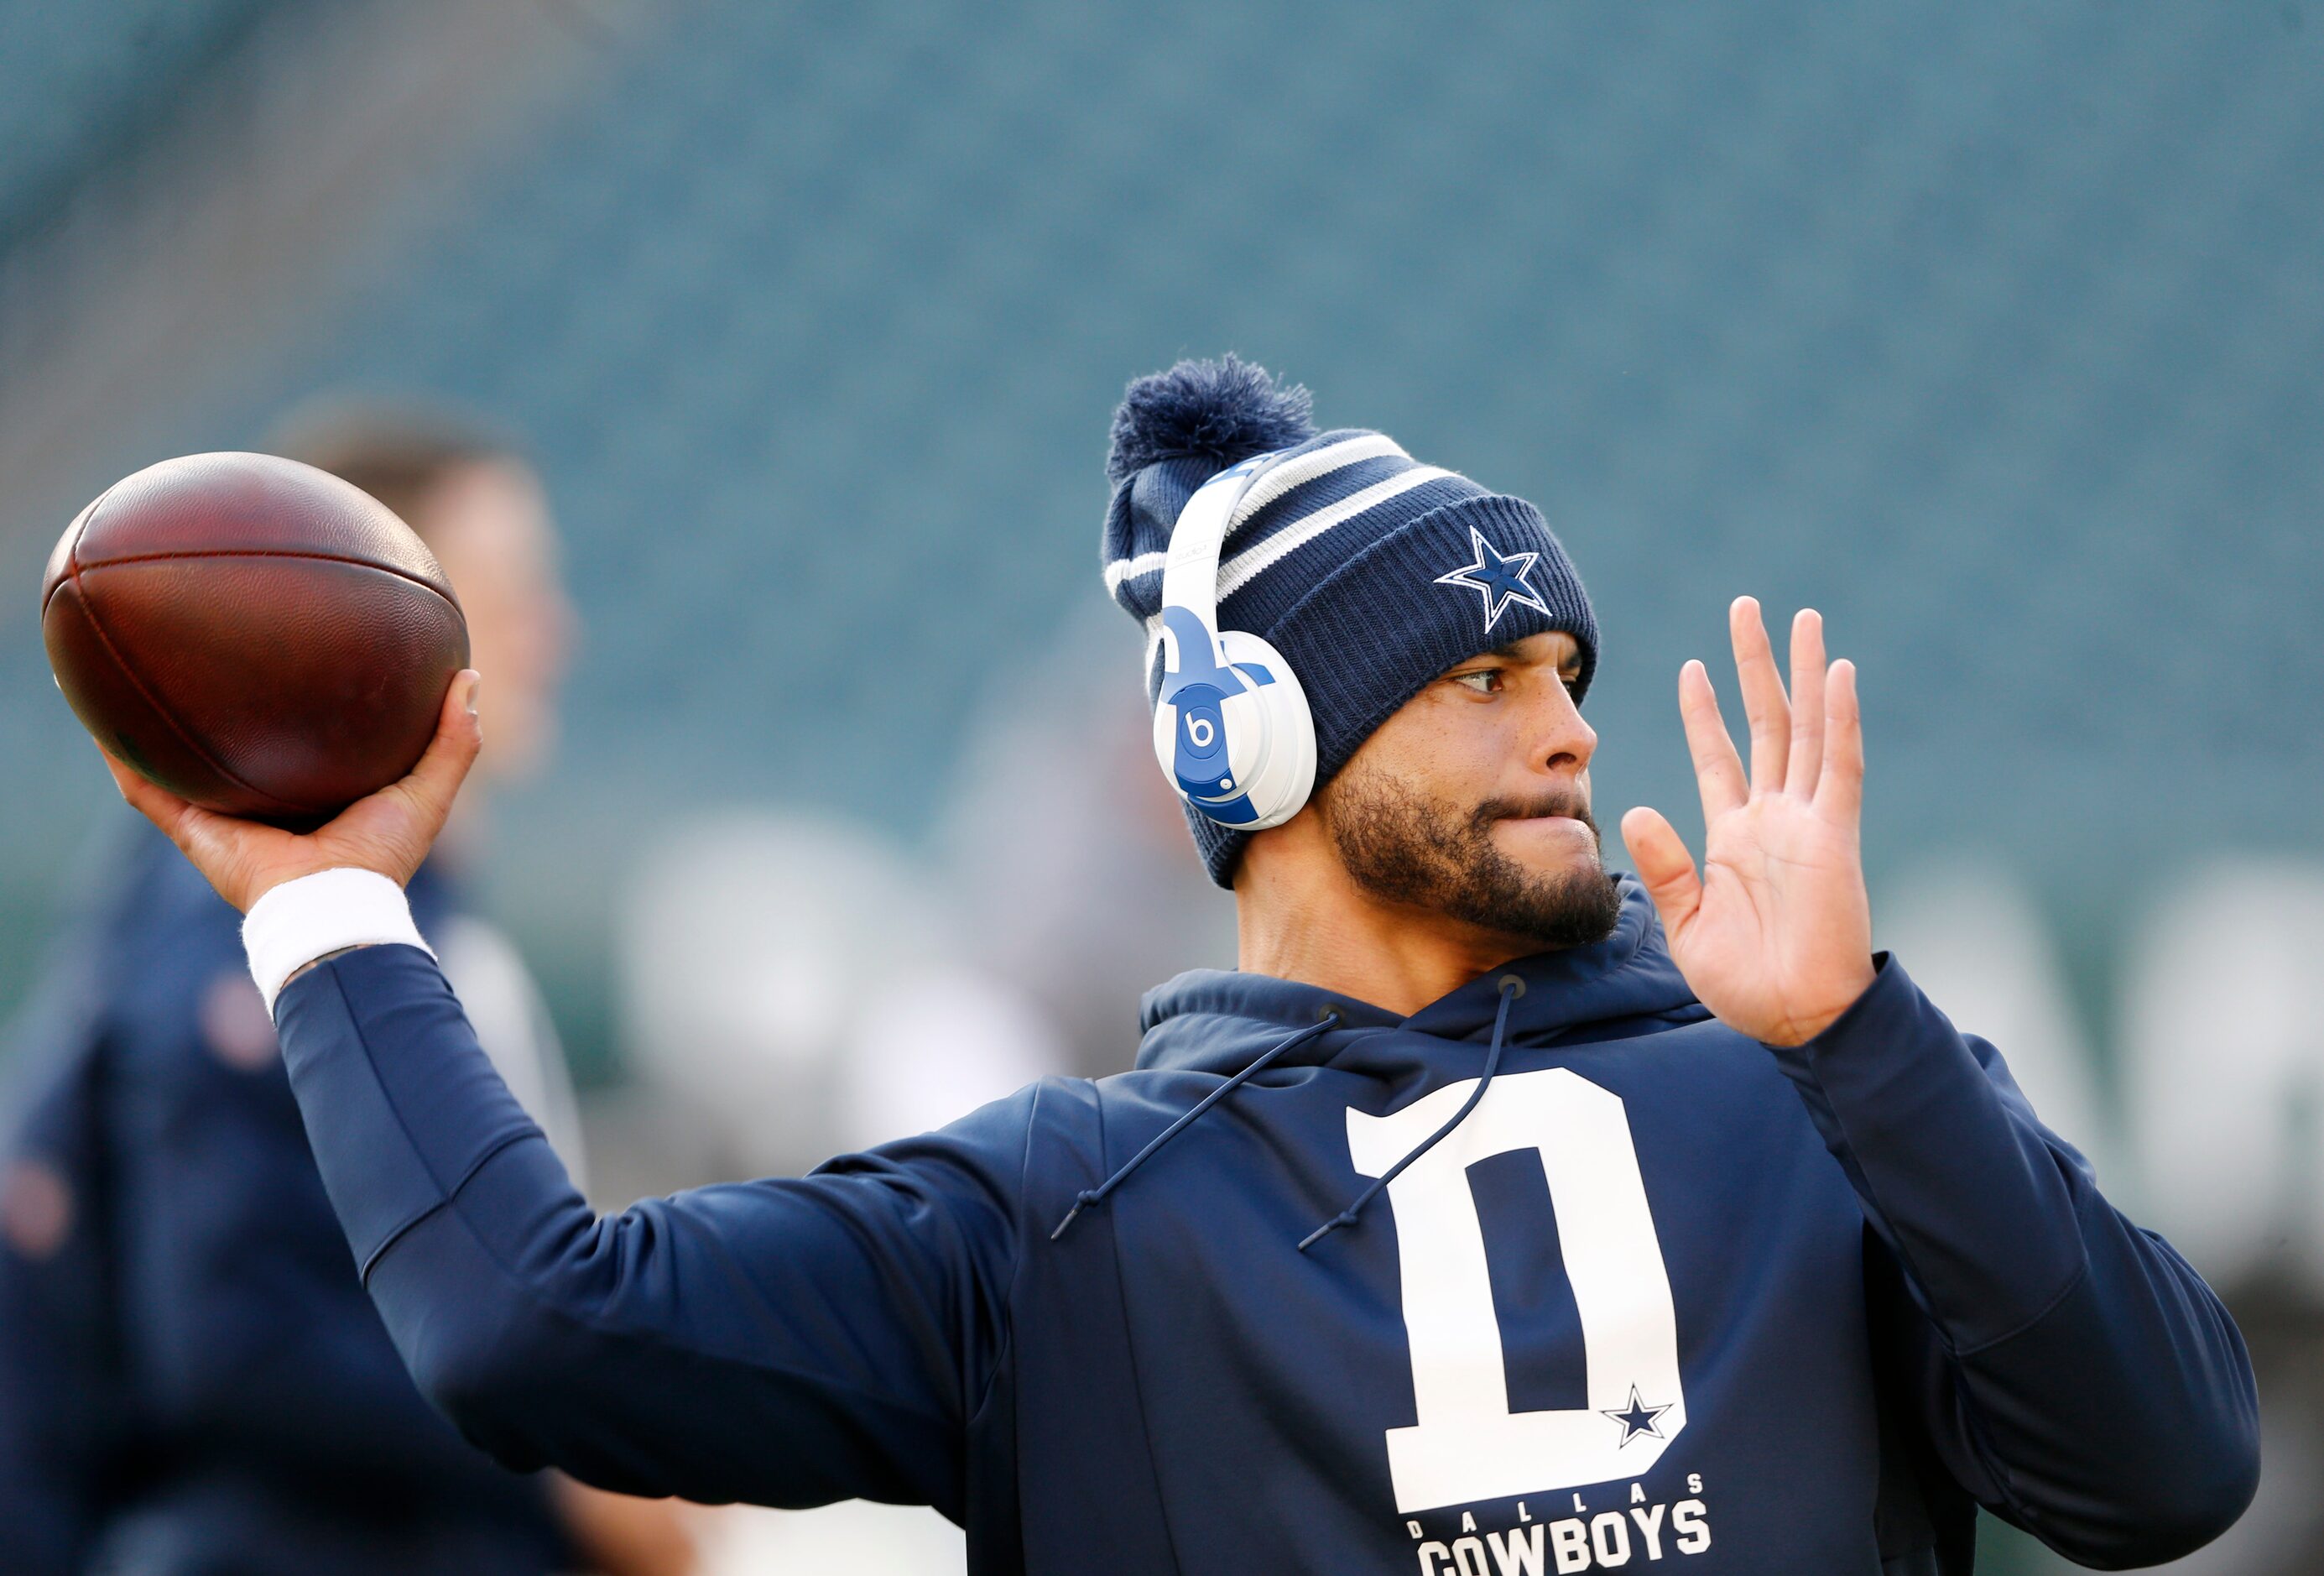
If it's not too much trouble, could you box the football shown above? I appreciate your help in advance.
[40,451,468,826]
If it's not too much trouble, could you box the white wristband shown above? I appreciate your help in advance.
[242,868,434,1015]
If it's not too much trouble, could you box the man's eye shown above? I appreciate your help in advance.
[1452,671,1499,694]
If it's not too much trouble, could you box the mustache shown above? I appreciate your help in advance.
[1471,789,1599,837]
[1468,795,1598,832]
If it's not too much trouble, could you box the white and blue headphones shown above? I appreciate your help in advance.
[1150,453,1318,828]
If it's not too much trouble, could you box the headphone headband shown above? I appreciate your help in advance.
[1158,452,1274,632]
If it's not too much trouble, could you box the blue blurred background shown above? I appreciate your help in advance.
[1,4,2318,1570]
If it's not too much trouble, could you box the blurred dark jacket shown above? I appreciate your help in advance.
[0,823,576,1576]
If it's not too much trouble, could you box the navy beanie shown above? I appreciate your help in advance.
[1102,356,1598,887]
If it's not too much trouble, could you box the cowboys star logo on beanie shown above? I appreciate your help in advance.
[1435,528,1556,631]
[1101,355,1598,886]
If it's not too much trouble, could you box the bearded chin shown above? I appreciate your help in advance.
[1322,764,1624,951]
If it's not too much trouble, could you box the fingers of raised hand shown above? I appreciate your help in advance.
[1619,806,1704,935]
[1728,596,1794,794]
[1678,658,1747,822]
[1816,659,1863,822]
[1785,608,1827,800]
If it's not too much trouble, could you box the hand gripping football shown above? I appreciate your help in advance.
[41,451,470,826]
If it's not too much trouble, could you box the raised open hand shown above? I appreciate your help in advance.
[1618,601,1873,1046]
[102,671,483,914]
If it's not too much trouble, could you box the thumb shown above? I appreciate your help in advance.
[1620,806,1703,940]
[378,671,483,837]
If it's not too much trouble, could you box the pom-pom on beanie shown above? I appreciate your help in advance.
[1102,355,1597,887]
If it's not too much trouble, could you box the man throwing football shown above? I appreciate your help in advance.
[109,358,2256,1574]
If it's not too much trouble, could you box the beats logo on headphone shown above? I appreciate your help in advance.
[1151,455,1317,828]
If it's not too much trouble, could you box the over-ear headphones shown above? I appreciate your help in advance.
[1151,453,1317,829]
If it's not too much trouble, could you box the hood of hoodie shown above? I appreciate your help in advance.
[1135,875,1710,1078]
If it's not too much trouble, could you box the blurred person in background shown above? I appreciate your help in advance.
[935,603,1238,1078]
[0,410,695,1576]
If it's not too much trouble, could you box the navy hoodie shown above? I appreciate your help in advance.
[0,828,570,1576]
[268,877,2255,1574]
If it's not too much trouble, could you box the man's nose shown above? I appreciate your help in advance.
[1535,681,1597,775]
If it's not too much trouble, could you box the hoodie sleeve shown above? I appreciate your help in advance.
[117,987,576,1527]
[271,942,1029,1516]
[1765,954,2259,1568]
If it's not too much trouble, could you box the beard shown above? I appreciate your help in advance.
[1319,759,1623,951]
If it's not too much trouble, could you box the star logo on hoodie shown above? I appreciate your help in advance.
[1435,528,1551,632]
[1603,1386,1673,1446]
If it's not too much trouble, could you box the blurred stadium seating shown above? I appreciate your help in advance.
[0,2,281,253]
[3,2,2317,1062]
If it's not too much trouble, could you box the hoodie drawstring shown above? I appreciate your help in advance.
[1298,974,1522,1253]
[1051,1010,1342,1241]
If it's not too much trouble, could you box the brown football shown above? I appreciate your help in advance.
[41,451,469,826]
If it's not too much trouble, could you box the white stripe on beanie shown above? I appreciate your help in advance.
[1225,433,1408,535]
[1104,550,1167,597]
[1101,433,1412,602]
[1216,466,1457,602]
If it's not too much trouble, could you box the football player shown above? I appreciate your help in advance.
[106,361,2255,1574]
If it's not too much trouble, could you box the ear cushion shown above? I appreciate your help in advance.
[1208,629,1316,829]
